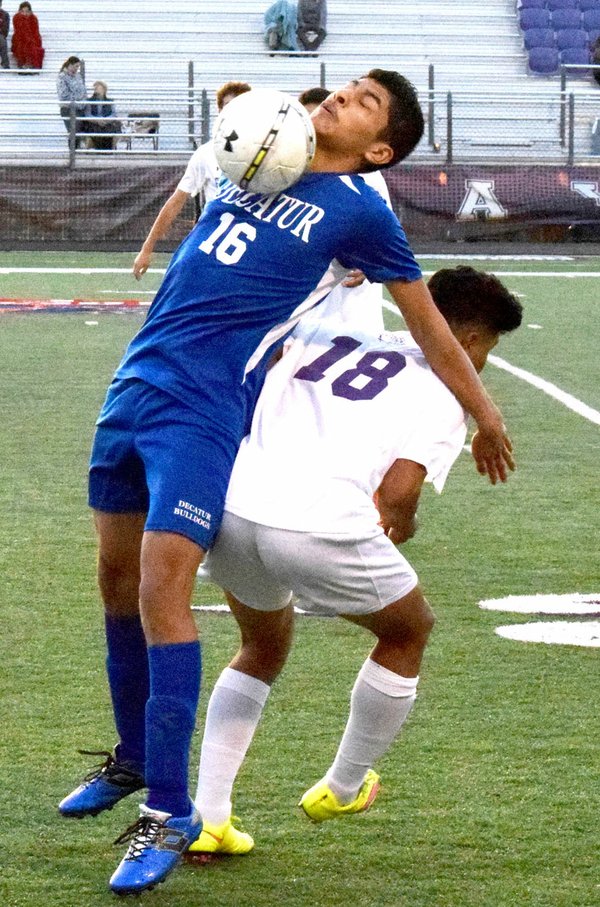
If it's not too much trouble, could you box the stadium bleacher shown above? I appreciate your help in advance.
[518,0,600,76]
[0,0,598,164]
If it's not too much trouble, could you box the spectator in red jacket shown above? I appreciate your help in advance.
[11,1,44,70]
[0,0,10,69]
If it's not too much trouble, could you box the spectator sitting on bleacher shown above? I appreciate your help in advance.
[11,1,44,70]
[264,0,298,51]
[57,56,88,145]
[0,0,10,69]
[86,80,121,150]
[132,80,251,280]
[297,0,327,52]
[592,36,600,87]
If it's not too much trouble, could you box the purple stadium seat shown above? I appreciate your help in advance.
[551,8,582,27]
[520,7,551,29]
[519,0,547,7]
[588,28,600,43]
[547,0,578,9]
[528,45,560,72]
[524,27,557,48]
[580,0,600,10]
[556,27,589,48]
[560,46,592,72]
[583,8,600,29]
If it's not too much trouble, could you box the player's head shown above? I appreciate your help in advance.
[60,55,81,73]
[361,69,424,170]
[427,266,523,373]
[216,81,252,112]
[298,86,330,114]
[311,70,424,174]
[92,80,108,98]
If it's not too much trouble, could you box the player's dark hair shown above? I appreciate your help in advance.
[298,86,330,108]
[59,55,81,71]
[362,69,424,170]
[427,267,523,335]
[216,81,252,111]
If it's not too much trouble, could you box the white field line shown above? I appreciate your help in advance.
[0,267,167,274]
[417,254,578,261]
[488,355,600,426]
[420,271,600,278]
[382,299,600,427]
[1,267,600,277]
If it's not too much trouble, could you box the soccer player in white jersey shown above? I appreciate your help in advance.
[58,70,516,897]
[189,267,523,855]
[132,80,251,280]
[299,86,389,332]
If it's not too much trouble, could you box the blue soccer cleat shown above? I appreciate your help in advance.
[58,747,145,819]
[109,802,202,896]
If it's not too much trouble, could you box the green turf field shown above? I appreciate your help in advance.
[1,252,598,907]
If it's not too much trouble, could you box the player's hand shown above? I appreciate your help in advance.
[471,424,516,485]
[377,512,418,545]
[133,250,152,280]
[342,269,366,288]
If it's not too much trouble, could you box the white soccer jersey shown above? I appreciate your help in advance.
[224,319,468,537]
[177,141,220,202]
[315,171,391,332]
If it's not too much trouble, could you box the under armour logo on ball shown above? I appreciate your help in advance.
[224,130,238,152]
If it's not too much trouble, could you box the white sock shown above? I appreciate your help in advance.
[195,667,270,827]
[325,658,418,805]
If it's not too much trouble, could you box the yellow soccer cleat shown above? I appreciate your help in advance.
[187,817,254,856]
[299,769,381,822]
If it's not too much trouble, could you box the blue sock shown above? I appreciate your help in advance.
[145,641,202,817]
[105,613,149,773]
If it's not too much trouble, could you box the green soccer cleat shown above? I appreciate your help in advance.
[187,817,254,856]
[299,769,381,822]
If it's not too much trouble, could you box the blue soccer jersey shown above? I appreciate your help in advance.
[116,172,422,442]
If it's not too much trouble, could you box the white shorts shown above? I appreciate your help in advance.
[205,511,419,616]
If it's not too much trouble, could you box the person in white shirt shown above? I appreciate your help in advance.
[187,267,523,856]
[132,80,251,279]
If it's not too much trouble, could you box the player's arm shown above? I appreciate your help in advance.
[385,277,514,485]
[132,189,190,279]
[374,458,426,545]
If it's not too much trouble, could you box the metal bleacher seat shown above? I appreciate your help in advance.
[528,45,560,72]
[582,7,600,30]
[524,27,557,49]
[547,0,579,9]
[559,45,592,68]
[550,7,582,28]
[520,7,551,30]
[556,27,590,48]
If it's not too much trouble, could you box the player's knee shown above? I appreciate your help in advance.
[97,550,140,609]
[236,614,293,683]
[377,590,435,650]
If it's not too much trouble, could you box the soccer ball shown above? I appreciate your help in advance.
[213,88,317,195]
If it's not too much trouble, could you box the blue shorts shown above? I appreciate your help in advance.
[88,378,239,551]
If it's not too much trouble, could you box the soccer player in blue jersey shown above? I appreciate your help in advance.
[58,70,515,895]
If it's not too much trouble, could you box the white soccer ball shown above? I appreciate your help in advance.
[213,88,317,195]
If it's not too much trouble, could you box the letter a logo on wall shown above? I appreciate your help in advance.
[570,180,600,205]
[457,179,507,221]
